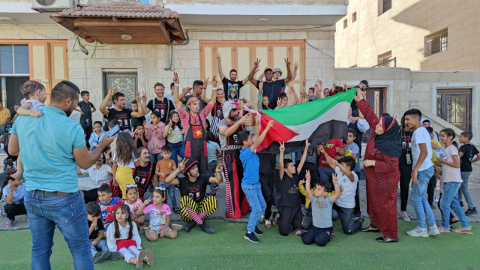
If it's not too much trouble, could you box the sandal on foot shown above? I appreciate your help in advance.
[450,218,459,225]
[136,250,146,269]
[438,226,450,233]
[453,227,472,233]
[173,207,181,214]
[293,229,305,236]
[361,227,380,232]
[144,249,155,266]
[6,220,14,228]
[376,236,398,243]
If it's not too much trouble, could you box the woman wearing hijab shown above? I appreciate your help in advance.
[354,89,401,243]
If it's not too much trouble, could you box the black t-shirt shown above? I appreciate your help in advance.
[108,108,132,131]
[222,77,244,101]
[133,161,155,197]
[459,144,479,172]
[281,173,302,208]
[146,97,175,123]
[88,219,105,239]
[178,174,210,203]
[258,153,276,175]
[399,131,413,167]
[78,101,94,125]
[184,95,207,111]
[134,134,147,149]
[257,79,286,109]
[130,116,145,130]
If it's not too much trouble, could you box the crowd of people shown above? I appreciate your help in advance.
[0,55,479,269]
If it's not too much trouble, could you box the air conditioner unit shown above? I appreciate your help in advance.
[32,0,78,12]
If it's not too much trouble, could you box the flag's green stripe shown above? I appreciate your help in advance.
[262,88,356,126]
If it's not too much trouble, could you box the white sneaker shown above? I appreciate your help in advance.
[400,211,411,221]
[429,224,440,236]
[406,227,429,237]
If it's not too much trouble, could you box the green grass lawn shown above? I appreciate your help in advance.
[1,220,479,269]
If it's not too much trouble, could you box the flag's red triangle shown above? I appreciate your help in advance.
[257,112,298,152]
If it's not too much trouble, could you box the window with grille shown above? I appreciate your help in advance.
[343,19,347,29]
[377,51,392,67]
[425,29,448,57]
[437,89,472,131]
[352,12,357,23]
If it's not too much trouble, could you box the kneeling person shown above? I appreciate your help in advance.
[295,171,340,247]
[165,158,223,234]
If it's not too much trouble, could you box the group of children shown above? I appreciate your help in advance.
[89,184,175,267]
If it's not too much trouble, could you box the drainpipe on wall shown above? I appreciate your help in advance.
[164,29,190,71]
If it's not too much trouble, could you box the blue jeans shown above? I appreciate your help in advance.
[89,239,108,256]
[317,166,335,187]
[24,190,94,270]
[440,182,470,230]
[149,152,162,164]
[410,166,435,229]
[458,171,475,209]
[208,160,218,194]
[168,141,185,167]
[159,181,177,209]
[242,183,266,233]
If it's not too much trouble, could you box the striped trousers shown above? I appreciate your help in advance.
[180,196,218,223]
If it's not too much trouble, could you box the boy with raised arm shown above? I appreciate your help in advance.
[239,116,274,243]
[318,145,363,235]
[278,139,310,236]
[295,170,340,247]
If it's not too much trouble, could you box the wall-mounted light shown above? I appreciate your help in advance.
[121,34,132,41]
[257,18,270,23]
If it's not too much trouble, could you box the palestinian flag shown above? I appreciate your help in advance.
[251,89,356,154]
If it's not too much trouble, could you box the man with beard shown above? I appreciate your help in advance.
[173,72,216,174]
[179,80,208,111]
[9,80,116,270]
[99,88,145,132]
[109,147,157,200]
[218,100,252,219]
[217,54,249,101]
[248,58,293,109]
[210,79,225,141]
[144,82,175,124]
[133,147,158,199]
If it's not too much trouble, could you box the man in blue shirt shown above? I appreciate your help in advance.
[9,80,116,270]
[239,116,274,243]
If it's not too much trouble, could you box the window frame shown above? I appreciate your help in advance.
[200,40,305,85]
[436,89,472,131]
[352,12,357,23]
[424,29,448,57]
[378,0,392,16]
[377,51,392,67]
[0,44,30,76]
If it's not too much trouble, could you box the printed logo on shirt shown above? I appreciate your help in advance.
[313,199,328,208]
[288,184,299,194]
[228,83,239,100]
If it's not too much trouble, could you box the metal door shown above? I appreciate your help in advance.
[104,72,138,109]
